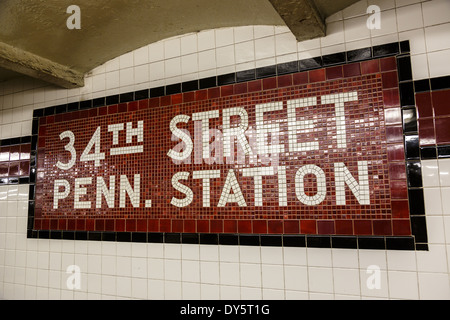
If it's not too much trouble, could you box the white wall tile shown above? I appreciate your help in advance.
[333,268,361,296]
[422,0,450,27]
[396,3,424,32]
[425,23,450,52]
[439,159,450,187]
[427,48,450,78]
[388,271,419,299]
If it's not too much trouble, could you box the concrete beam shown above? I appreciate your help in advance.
[0,42,84,89]
[268,0,326,42]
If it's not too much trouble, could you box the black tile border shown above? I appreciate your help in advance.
[1,40,445,250]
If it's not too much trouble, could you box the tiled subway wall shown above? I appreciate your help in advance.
[0,0,450,300]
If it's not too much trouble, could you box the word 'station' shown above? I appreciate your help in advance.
[34,69,405,237]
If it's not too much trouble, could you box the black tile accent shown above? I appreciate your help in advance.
[182,233,199,244]
[217,73,236,86]
[105,95,119,105]
[116,232,131,242]
[150,86,165,98]
[218,234,239,245]
[182,80,199,92]
[438,145,450,158]
[8,177,18,184]
[147,232,163,243]
[420,146,437,160]
[306,235,331,248]
[402,107,417,133]
[404,134,420,160]
[358,236,385,250]
[67,102,80,112]
[55,104,68,114]
[88,231,102,241]
[93,97,106,108]
[62,231,75,240]
[199,233,218,245]
[400,40,410,53]
[119,92,134,103]
[397,56,413,82]
[44,106,55,116]
[75,231,87,240]
[134,89,149,100]
[430,75,450,91]
[331,236,358,249]
[322,52,346,66]
[276,61,298,75]
[399,82,415,107]
[236,69,256,83]
[38,230,50,239]
[282,235,306,247]
[260,235,282,246]
[416,243,428,251]
[199,76,217,89]
[102,232,116,242]
[299,57,322,71]
[239,234,260,246]
[32,108,44,118]
[414,79,431,93]
[79,100,92,110]
[0,178,8,185]
[373,42,399,58]
[411,216,428,243]
[166,83,181,95]
[256,65,277,79]
[386,236,415,250]
[32,119,39,135]
[346,47,372,62]
[164,232,181,243]
[406,161,423,188]
[408,189,425,216]
[132,232,147,243]
[50,230,62,240]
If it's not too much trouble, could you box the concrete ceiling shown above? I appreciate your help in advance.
[0,0,359,88]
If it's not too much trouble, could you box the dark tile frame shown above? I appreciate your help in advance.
[3,41,448,249]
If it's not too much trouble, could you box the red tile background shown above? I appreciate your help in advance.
[32,58,411,237]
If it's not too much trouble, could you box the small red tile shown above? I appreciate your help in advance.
[238,220,252,233]
[354,220,372,235]
[263,77,277,90]
[224,220,237,233]
[385,125,404,143]
[184,219,196,233]
[85,219,95,231]
[278,74,293,88]
[183,91,195,103]
[0,147,10,162]
[172,219,183,232]
[19,161,30,176]
[136,219,148,232]
[387,144,405,161]
[195,89,208,101]
[415,92,433,118]
[335,220,353,235]
[128,101,138,112]
[432,89,450,117]
[196,220,209,232]
[147,219,159,232]
[389,163,407,180]
[138,99,149,110]
[435,117,450,144]
[98,106,108,116]
[172,93,183,105]
[0,163,9,177]
[208,87,221,99]
[248,80,262,92]
[372,220,392,235]
[115,219,125,232]
[392,219,411,236]
[76,219,86,231]
[380,57,397,72]
[210,220,223,233]
[292,72,308,85]
[160,95,172,106]
[149,97,160,108]
[300,220,316,234]
[8,162,19,176]
[160,219,171,232]
[88,108,98,117]
[283,220,299,234]
[95,219,105,231]
[126,219,136,232]
[361,60,380,75]
[381,71,399,89]
[221,85,234,97]
[391,200,410,218]
[326,66,343,80]
[108,104,118,114]
[268,220,283,234]
[343,63,361,78]
[253,220,267,233]
[383,88,400,107]
[234,83,248,94]
[317,220,335,234]
[390,180,408,199]
[309,69,326,83]
[418,118,436,146]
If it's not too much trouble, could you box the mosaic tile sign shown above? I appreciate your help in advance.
[33,57,412,237]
